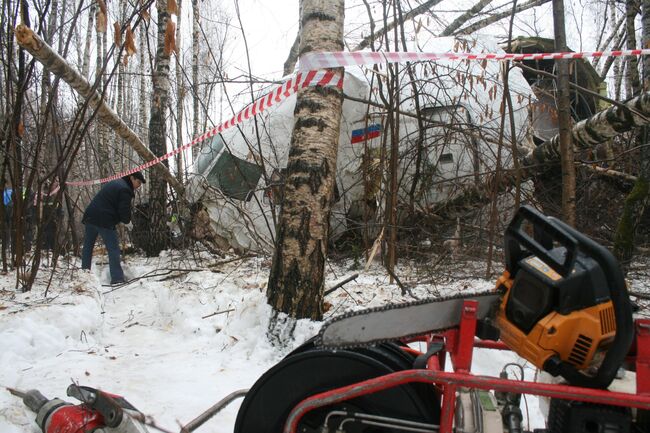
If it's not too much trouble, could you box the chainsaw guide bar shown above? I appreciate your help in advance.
[317,290,501,349]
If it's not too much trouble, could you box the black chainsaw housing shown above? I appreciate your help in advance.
[506,247,611,334]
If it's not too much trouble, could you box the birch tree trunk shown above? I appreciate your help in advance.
[81,1,94,79]
[139,18,148,144]
[116,0,126,172]
[80,0,95,178]
[552,0,576,225]
[145,0,172,256]
[625,0,641,96]
[191,0,199,159]
[40,0,57,114]
[1,0,14,273]
[613,0,650,269]
[40,0,58,171]
[175,0,184,182]
[10,0,29,282]
[95,0,109,177]
[266,0,345,328]
[384,1,400,281]
[599,26,626,80]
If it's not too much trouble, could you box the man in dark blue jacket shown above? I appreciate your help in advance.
[81,171,145,284]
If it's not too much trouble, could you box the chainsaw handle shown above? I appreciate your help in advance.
[546,216,634,389]
[504,206,578,277]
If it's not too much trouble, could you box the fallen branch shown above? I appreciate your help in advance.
[385,267,417,299]
[324,273,359,296]
[581,164,637,183]
[208,253,258,270]
[201,308,235,319]
[101,268,199,293]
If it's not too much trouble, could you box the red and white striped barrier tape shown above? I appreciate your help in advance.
[298,48,650,70]
[68,47,650,187]
[66,69,343,187]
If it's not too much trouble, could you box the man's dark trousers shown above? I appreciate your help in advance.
[81,223,125,284]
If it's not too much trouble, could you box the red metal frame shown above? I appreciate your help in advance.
[637,319,650,395]
[283,303,650,433]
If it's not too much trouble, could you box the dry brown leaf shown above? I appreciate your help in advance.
[113,22,122,46]
[122,27,137,65]
[96,0,107,33]
[168,0,178,15]
[164,20,176,56]
[125,28,137,55]
[17,121,24,137]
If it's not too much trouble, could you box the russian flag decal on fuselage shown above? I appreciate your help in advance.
[351,124,382,144]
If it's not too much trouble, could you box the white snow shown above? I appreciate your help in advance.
[1,251,552,432]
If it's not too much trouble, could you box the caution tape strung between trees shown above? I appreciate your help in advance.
[67,70,343,186]
[298,48,650,70]
[68,48,650,187]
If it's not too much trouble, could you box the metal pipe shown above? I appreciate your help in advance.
[283,369,650,433]
[6,387,27,399]
[180,389,248,433]
[336,412,438,432]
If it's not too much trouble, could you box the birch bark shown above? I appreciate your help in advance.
[267,0,345,324]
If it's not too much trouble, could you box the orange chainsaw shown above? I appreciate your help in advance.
[318,205,634,389]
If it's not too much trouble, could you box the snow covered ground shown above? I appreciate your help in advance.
[3,248,624,433]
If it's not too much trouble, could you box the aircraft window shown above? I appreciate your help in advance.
[207,152,263,201]
[439,153,454,164]
[195,135,225,175]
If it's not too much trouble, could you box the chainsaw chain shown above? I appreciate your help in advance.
[316,290,499,350]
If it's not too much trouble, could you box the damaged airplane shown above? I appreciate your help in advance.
[186,35,536,252]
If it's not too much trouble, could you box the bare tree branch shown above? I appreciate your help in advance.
[283,33,300,76]
[14,24,186,196]
[457,0,551,35]
[440,0,494,36]
[599,27,627,79]
[353,0,444,51]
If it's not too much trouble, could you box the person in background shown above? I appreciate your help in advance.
[2,187,13,254]
[1,186,34,253]
[81,171,145,284]
[41,177,63,251]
